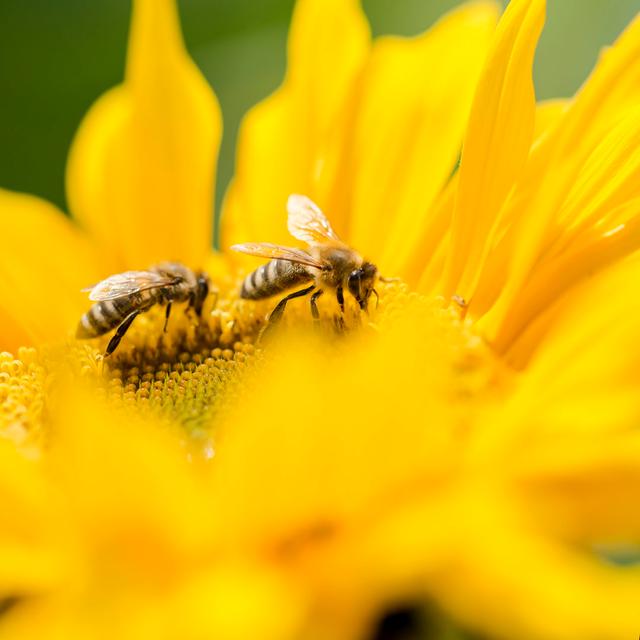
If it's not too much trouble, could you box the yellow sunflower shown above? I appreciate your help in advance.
[1,0,640,639]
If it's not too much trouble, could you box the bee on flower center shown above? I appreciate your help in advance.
[232,194,379,326]
[76,262,210,356]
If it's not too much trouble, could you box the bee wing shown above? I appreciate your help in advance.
[230,242,326,270]
[82,270,178,301]
[287,194,343,245]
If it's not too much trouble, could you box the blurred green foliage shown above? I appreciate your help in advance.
[0,0,637,217]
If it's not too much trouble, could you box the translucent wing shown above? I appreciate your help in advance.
[230,242,326,270]
[287,194,343,245]
[82,271,178,301]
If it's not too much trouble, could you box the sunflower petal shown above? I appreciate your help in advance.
[52,386,218,560]
[344,2,499,277]
[0,190,102,350]
[482,14,640,340]
[67,0,221,268]
[0,439,63,594]
[513,433,640,542]
[482,105,640,348]
[494,257,640,439]
[220,0,370,250]
[443,0,545,300]
[490,107,640,352]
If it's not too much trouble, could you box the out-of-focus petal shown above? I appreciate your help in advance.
[220,0,370,251]
[512,432,640,542]
[0,440,64,595]
[67,0,221,269]
[0,190,103,350]
[212,308,459,550]
[51,387,218,565]
[448,500,640,640]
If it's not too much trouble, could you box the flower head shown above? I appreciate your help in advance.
[1,0,640,638]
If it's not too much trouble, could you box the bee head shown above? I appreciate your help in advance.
[347,262,378,311]
[194,272,210,316]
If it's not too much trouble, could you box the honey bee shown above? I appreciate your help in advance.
[231,194,379,326]
[77,262,210,356]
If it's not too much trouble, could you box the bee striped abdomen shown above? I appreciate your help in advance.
[240,259,311,300]
[76,293,153,338]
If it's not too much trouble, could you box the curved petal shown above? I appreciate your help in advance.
[0,190,103,351]
[442,0,545,300]
[421,98,566,298]
[67,0,221,269]
[346,2,499,277]
[220,0,370,251]
[481,13,640,340]
[490,106,640,353]
[496,256,640,438]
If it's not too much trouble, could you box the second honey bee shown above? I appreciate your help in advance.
[231,194,379,325]
[77,262,210,356]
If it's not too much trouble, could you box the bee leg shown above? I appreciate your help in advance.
[372,288,380,309]
[105,311,140,357]
[163,302,172,332]
[336,286,345,314]
[268,285,315,325]
[310,289,324,321]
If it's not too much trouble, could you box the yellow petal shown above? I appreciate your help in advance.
[505,202,640,357]
[221,89,304,252]
[212,310,459,550]
[362,485,640,640]
[558,13,640,160]
[451,501,640,640]
[0,440,64,594]
[513,433,640,542]
[491,257,640,442]
[65,87,129,268]
[428,96,564,305]
[533,98,569,140]
[481,14,640,340]
[442,0,545,301]
[484,104,640,349]
[220,0,370,250]
[167,565,305,640]
[51,387,218,563]
[0,190,102,350]
[67,0,221,269]
[344,2,499,277]
[551,105,640,246]
[413,175,458,292]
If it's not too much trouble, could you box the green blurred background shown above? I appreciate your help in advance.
[0,0,637,216]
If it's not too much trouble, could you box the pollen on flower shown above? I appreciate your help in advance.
[0,348,47,454]
[0,286,264,450]
[1,279,504,457]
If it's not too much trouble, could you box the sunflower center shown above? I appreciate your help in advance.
[0,281,504,454]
